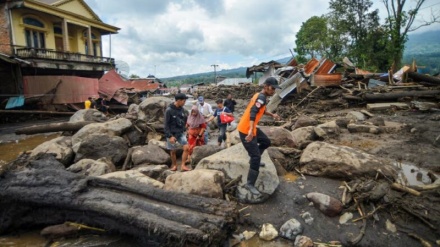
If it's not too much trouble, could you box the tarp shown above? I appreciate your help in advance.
[5,96,25,109]
[23,76,99,104]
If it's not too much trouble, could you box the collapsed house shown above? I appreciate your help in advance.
[244,57,440,114]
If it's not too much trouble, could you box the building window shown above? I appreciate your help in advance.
[23,17,46,49]
[23,17,44,28]
[54,26,63,35]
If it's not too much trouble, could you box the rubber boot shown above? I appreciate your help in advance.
[244,169,261,195]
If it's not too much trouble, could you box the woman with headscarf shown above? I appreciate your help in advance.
[185,105,207,167]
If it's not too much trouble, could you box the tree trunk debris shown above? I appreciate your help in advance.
[15,121,95,135]
[0,154,238,246]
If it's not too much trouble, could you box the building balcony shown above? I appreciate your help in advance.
[15,48,115,66]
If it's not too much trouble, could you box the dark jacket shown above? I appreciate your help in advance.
[164,103,187,138]
[224,99,237,113]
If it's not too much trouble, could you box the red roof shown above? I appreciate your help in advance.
[99,70,161,97]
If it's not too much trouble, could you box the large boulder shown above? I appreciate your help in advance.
[164,169,225,199]
[30,136,73,166]
[230,126,297,148]
[299,142,397,179]
[313,121,341,139]
[69,109,107,123]
[293,116,318,130]
[259,126,297,148]
[138,96,172,123]
[67,157,116,176]
[291,126,317,149]
[72,118,133,149]
[131,144,171,166]
[191,145,223,165]
[73,134,128,164]
[196,143,279,203]
[132,164,169,182]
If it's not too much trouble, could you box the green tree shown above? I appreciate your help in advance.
[382,0,440,69]
[327,0,390,70]
[295,16,329,63]
[129,74,140,79]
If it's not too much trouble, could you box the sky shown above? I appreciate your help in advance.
[84,0,440,79]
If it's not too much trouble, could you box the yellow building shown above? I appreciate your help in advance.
[0,0,120,97]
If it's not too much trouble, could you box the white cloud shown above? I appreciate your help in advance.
[85,0,440,78]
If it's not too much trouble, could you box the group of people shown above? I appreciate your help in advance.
[84,96,109,115]
[164,77,281,196]
[164,93,237,171]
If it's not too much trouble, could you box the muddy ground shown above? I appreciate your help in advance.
[205,87,440,246]
[1,90,439,246]
[235,107,440,247]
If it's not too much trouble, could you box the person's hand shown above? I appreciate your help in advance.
[272,113,281,121]
[245,130,253,142]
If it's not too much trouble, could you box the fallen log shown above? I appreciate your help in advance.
[408,72,440,86]
[0,154,238,246]
[363,90,440,102]
[15,121,95,135]
[0,110,74,115]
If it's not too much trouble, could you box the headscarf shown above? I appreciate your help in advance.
[187,105,206,128]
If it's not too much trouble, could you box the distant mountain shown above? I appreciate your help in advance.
[404,30,440,74]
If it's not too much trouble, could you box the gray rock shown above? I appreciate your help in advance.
[164,169,224,199]
[67,157,115,176]
[293,116,318,130]
[73,134,128,165]
[280,218,303,240]
[131,144,171,166]
[196,143,279,203]
[30,136,73,166]
[300,142,397,179]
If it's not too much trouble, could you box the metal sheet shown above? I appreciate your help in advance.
[313,74,342,86]
[23,75,99,104]
[316,59,337,74]
[99,70,161,104]
[303,58,320,75]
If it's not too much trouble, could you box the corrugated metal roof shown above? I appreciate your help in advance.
[313,74,342,86]
[23,75,99,104]
[316,59,337,74]
[99,70,162,104]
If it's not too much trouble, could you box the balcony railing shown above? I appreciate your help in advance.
[15,48,115,65]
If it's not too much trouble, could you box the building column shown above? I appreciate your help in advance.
[87,26,93,56]
[62,19,70,51]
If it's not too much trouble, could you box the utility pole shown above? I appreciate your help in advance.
[211,64,218,84]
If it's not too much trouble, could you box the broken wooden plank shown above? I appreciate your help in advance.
[366,103,409,111]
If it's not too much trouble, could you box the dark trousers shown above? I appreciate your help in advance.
[239,128,271,172]
[218,124,227,143]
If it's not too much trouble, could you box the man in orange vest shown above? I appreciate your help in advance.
[237,77,281,195]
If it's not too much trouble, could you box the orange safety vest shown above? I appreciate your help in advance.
[238,93,266,136]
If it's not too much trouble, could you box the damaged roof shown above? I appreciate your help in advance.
[99,70,163,104]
